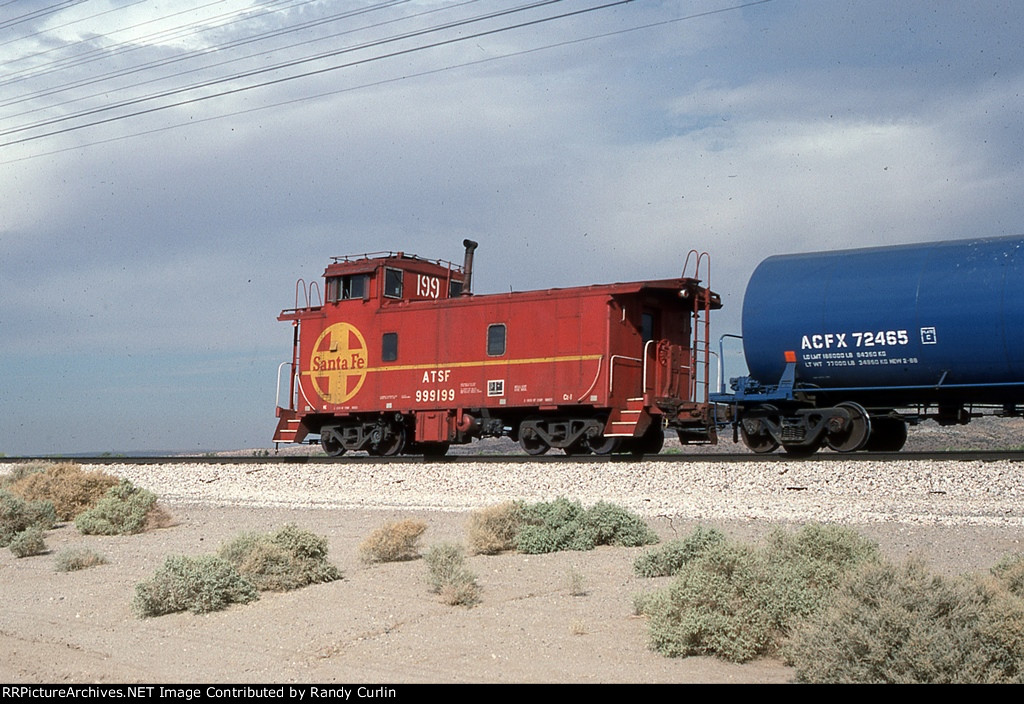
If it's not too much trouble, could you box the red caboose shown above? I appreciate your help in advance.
[273,241,721,456]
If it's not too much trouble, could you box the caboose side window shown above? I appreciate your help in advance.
[449,279,463,297]
[487,324,506,356]
[384,268,404,299]
[382,332,398,362]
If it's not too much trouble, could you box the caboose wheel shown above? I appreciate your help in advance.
[320,429,346,457]
[519,433,550,455]
[825,402,871,453]
[371,425,406,457]
[585,434,620,455]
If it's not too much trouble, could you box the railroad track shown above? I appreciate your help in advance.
[7,449,1024,466]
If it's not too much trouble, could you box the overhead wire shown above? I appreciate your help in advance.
[0,0,418,113]
[0,0,584,142]
[0,0,775,162]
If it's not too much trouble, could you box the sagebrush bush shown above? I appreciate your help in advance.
[992,553,1024,598]
[54,547,108,572]
[9,526,47,558]
[424,543,481,606]
[218,523,342,591]
[75,480,161,535]
[786,558,1024,683]
[358,519,427,564]
[636,524,879,663]
[634,526,727,578]
[7,462,118,521]
[132,555,259,617]
[0,490,56,547]
[466,502,523,555]
[514,497,658,554]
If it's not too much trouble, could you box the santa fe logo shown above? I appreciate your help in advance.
[308,322,368,404]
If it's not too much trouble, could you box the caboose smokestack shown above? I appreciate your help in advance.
[462,239,478,295]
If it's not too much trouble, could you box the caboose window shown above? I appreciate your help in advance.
[384,268,404,299]
[326,274,369,302]
[449,280,463,297]
[382,332,398,362]
[642,311,656,344]
[487,324,506,356]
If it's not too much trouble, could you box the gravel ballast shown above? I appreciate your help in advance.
[5,457,1021,527]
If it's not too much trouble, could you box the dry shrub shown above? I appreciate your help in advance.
[358,519,427,564]
[8,463,118,521]
[424,543,481,607]
[54,547,108,572]
[466,502,523,555]
[218,524,342,592]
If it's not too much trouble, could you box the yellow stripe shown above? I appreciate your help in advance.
[301,354,602,377]
[366,354,601,374]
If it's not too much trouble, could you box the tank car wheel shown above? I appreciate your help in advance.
[826,402,871,453]
[320,429,346,458]
[864,417,908,452]
[781,442,821,458]
[739,408,780,454]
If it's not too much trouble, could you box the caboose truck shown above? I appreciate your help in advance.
[274,241,722,456]
[711,235,1024,456]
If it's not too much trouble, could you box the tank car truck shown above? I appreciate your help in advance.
[273,241,721,456]
[713,235,1024,455]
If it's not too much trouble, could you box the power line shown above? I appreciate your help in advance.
[0,0,775,161]
[0,0,585,143]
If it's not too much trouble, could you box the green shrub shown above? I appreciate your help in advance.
[636,524,879,663]
[132,555,259,618]
[763,524,881,623]
[992,553,1024,598]
[9,526,47,558]
[424,543,481,607]
[786,558,1024,683]
[75,480,158,535]
[634,526,727,577]
[466,502,523,555]
[218,524,342,591]
[0,490,55,547]
[514,498,658,554]
[7,462,118,521]
[358,519,427,564]
[54,547,108,572]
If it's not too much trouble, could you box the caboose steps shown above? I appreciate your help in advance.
[605,398,651,438]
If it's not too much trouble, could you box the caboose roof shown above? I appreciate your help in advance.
[324,251,465,277]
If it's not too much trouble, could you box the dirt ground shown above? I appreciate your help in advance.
[3,504,1023,684]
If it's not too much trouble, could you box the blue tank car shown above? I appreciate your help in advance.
[714,235,1024,455]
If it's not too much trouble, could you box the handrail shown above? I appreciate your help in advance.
[330,250,465,272]
[275,361,293,410]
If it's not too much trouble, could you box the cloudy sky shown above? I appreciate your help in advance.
[1,0,1022,455]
